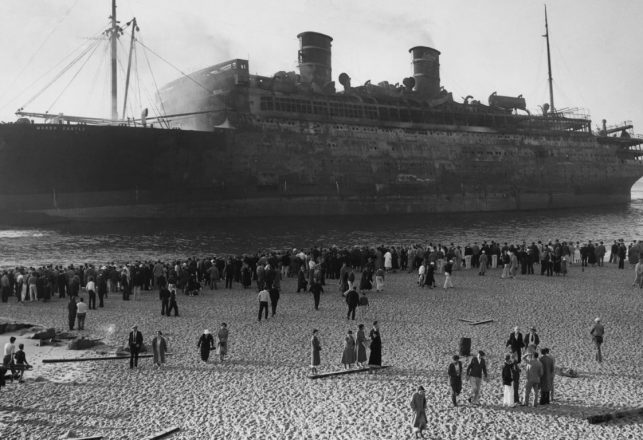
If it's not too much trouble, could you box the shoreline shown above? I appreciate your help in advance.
[0,263,642,439]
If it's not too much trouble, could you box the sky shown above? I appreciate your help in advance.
[1,0,642,134]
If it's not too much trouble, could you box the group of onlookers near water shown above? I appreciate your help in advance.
[411,318,606,438]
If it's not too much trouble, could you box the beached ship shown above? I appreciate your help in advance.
[1,2,642,223]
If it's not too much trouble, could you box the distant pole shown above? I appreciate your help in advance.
[110,0,119,121]
[544,5,555,114]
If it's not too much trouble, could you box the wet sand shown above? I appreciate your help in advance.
[0,263,642,439]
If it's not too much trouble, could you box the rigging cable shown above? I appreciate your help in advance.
[0,0,82,107]
[21,36,104,109]
[47,36,104,113]
[135,39,212,94]
[139,40,171,128]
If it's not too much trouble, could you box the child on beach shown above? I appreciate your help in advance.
[358,292,369,318]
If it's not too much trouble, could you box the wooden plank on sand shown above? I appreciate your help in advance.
[458,318,474,323]
[469,319,494,326]
[308,366,390,379]
[141,426,180,440]
[42,354,172,364]
[586,407,643,424]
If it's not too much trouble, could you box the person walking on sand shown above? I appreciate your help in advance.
[356,324,368,368]
[522,351,543,406]
[523,327,540,352]
[368,321,382,373]
[84,276,95,310]
[269,286,280,317]
[358,291,369,318]
[151,331,168,368]
[13,343,31,383]
[501,354,514,406]
[67,297,78,331]
[345,286,359,320]
[590,318,605,363]
[217,323,229,362]
[197,329,215,363]
[410,386,428,439]
[443,260,454,290]
[167,284,179,317]
[341,330,357,369]
[310,281,323,310]
[539,348,555,404]
[466,350,488,405]
[128,325,143,369]
[448,355,463,407]
[2,337,17,379]
[506,326,525,361]
[258,288,270,321]
[633,261,643,288]
[511,352,522,405]
[76,297,88,330]
[310,329,321,375]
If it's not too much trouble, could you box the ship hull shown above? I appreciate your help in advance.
[0,121,641,223]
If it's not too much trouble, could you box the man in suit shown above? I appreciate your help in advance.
[506,326,525,360]
[448,355,463,406]
[539,348,555,404]
[466,350,488,406]
[522,351,543,406]
[128,325,143,369]
[523,327,540,352]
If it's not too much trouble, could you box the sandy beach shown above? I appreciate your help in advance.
[0,262,642,439]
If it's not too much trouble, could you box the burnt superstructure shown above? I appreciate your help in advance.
[0,26,642,222]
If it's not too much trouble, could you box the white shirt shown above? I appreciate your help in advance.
[77,301,89,314]
[3,341,15,357]
[258,289,270,302]
[86,281,95,292]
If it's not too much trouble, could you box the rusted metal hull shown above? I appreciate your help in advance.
[0,119,640,223]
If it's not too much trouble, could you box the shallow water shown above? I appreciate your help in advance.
[1,182,642,268]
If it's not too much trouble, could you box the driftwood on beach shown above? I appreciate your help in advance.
[142,426,180,440]
[470,319,495,326]
[586,407,643,424]
[308,366,390,379]
[42,354,172,364]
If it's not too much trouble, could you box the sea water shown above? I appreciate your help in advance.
[1,181,642,268]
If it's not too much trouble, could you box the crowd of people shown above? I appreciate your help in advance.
[0,238,641,307]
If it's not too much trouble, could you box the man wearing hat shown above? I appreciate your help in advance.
[466,350,488,405]
[448,354,463,406]
[128,325,143,369]
[523,327,540,352]
[590,318,605,363]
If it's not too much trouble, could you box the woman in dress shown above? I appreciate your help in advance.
[217,323,229,362]
[341,330,356,369]
[501,354,514,406]
[368,321,382,373]
[410,386,427,439]
[197,329,215,363]
[310,329,321,375]
[356,324,367,368]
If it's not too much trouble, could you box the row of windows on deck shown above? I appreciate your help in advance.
[258,96,507,125]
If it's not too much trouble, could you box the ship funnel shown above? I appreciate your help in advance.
[409,46,441,98]
[298,32,333,89]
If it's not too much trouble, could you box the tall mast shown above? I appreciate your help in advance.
[122,18,138,120]
[544,5,555,113]
[109,0,119,121]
